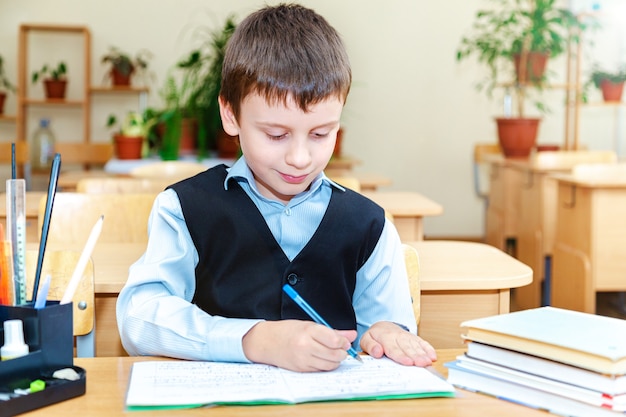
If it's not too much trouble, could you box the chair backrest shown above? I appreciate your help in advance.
[25,249,95,357]
[129,161,207,182]
[0,141,29,164]
[53,143,114,165]
[38,192,155,244]
[473,143,501,199]
[76,177,174,194]
[402,244,420,325]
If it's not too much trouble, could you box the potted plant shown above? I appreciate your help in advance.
[101,46,153,87]
[32,61,68,99]
[0,55,16,115]
[107,111,156,160]
[588,65,626,103]
[156,15,238,161]
[456,0,587,157]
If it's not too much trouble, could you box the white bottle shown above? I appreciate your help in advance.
[31,118,56,170]
[1,319,29,360]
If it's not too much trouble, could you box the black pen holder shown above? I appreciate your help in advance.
[0,302,86,416]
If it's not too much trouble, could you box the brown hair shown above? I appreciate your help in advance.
[220,3,351,119]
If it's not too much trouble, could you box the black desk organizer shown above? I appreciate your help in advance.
[0,301,86,417]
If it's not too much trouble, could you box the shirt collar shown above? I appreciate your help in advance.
[224,156,346,201]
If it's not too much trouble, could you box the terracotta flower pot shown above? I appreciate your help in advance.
[216,129,240,158]
[114,134,143,160]
[0,92,6,115]
[179,118,198,155]
[495,117,541,158]
[111,67,133,87]
[600,80,624,102]
[44,79,67,99]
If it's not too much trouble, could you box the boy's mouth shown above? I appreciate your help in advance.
[280,172,308,184]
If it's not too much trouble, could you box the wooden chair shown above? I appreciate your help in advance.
[129,161,207,182]
[25,250,95,357]
[38,192,156,244]
[76,177,174,194]
[473,142,501,199]
[402,243,420,325]
[0,141,29,164]
[54,143,114,166]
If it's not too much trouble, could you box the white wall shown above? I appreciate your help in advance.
[0,0,624,238]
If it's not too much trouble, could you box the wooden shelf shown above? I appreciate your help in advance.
[22,98,86,106]
[582,101,626,107]
[12,24,150,176]
[90,86,149,94]
[0,115,17,122]
[20,23,89,33]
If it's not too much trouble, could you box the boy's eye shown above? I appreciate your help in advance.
[312,131,330,139]
[267,132,288,140]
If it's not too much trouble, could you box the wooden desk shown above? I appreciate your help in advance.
[22,349,548,417]
[362,191,443,240]
[409,240,532,348]
[551,173,626,313]
[57,170,120,191]
[351,172,392,191]
[484,151,617,310]
[0,191,45,243]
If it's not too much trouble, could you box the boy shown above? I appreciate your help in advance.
[116,3,436,372]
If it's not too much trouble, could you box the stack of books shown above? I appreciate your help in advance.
[446,307,626,417]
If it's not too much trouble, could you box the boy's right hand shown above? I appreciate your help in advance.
[242,320,357,372]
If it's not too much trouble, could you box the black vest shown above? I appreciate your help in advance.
[169,165,385,330]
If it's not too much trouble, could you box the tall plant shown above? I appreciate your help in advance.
[159,15,237,159]
[456,0,586,117]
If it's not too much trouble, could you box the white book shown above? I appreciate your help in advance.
[461,307,626,375]
[125,356,455,409]
[455,354,626,411]
[446,360,623,417]
[466,341,626,395]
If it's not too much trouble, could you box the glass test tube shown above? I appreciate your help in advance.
[6,179,27,305]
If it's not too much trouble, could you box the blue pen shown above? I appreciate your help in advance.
[282,284,363,363]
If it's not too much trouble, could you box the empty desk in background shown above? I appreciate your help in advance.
[362,191,443,241]
[0,191,45,242]
[551,166,626,313]
[409,240,532,349]
[505,150,616,310]
[57,170,120,191]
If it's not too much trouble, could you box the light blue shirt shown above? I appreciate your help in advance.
[116,157,416,362]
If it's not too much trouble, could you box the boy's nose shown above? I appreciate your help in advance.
[285,139,312,168]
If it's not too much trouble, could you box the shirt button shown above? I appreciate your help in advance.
[287,273,299,285]
[284,208,292,216]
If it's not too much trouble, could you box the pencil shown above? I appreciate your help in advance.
[61,215,104,304]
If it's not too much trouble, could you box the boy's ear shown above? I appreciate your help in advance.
[219,97,239,136]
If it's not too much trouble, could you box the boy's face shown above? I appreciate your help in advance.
[220,93,343,204]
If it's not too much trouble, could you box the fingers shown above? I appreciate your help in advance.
[243,320,357,372]
[360,321,437,367]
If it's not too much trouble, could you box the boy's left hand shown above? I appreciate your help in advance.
[360,321,437,367]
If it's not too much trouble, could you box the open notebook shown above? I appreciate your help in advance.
[125,356,455,410]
